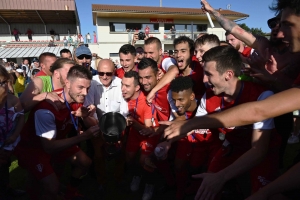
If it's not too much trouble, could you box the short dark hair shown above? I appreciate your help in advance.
[119,44,136,56]
[144,37,162,50]
[32,68,40,76]
[225,31,231,36]
[50,58,76,73]
[137,58,158,74]
[124,71,139,86]
[67,64,92,81]
[270,0,300,15]
[174,36,195,55]
[60,48,72,56]
[195,34,220,48]
[202,46,242,77]
[39,52,56,64]
[170,76,194,93]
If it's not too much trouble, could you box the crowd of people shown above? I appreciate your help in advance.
[1,0,300,199]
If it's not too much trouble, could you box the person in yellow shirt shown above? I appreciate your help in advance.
[14,68,25,97]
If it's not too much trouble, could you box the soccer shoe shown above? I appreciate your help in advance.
[142,184,154,200]
[130,176,141,192]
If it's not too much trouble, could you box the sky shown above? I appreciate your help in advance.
[75,0,277,35]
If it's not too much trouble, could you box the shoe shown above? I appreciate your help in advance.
[130,176,141,192]
[288,134,299,144]
[142,184,154,200]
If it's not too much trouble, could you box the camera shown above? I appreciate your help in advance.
[138,32,146,40]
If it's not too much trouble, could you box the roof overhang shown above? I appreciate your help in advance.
[0,0,78,24]
[92,4,249,25]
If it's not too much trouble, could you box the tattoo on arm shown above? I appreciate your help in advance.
[211,10,237,32]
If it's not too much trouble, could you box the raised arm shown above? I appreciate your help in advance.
[201,0,269,51]
[147,65,179,103]
[161,87,300,140]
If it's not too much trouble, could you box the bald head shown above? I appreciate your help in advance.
[97,59,115,87]
[97,59,115,72]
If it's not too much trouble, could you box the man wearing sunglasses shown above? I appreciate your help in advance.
[75,45,98,76]
[84,58,128,194]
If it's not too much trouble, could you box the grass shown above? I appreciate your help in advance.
[9,142,300,200]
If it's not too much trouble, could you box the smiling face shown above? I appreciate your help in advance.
[171,89,194,115]
[174,42,191,71]
[121,76,140,100]
[194,43,213,65]
[97,59,115,87]
[203,61,227,95]
[280,7,300,52]
[65,77,91,103]
[119,53,135,72]
[138,67,158,92]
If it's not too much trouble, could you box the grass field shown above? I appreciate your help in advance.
[9,142,300,200]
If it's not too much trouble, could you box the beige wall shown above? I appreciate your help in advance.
[95,16,226,58]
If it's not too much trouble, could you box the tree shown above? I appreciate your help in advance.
[238,23,266,36]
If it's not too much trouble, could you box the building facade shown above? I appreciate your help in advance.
[91,4,249,60]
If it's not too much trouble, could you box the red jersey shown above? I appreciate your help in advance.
[35,70,47,77]
[178,60,206,99]
[185,102,215,143]
[144,84,170,121]
[127,92,158,133]
[205,81,272,149]
[241,46,252,57]
[18,100,82,149]
[115,64,138,79]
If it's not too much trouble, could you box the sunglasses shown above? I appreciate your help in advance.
[77,55,92,60]
[98,72,113,76]
[268,20,280,29]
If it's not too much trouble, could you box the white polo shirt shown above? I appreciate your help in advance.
[84,75,128,119]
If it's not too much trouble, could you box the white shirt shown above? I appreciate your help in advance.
[196,91,275,129]
[84,76,128,119]
[161,57,177,72]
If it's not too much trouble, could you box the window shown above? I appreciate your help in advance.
[164,24,207,32]
[109,22,159,32]
[109,23,126,32]
[109,53,119,57]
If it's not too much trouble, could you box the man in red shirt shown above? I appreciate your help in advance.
[15,65,100,200]
[116,44,137,79]
[35,52,57,77]
[138,58,170,121]
[158,76,221,199]
[225,32,253,57]
[147,36,206,103]
[121,71,159,200]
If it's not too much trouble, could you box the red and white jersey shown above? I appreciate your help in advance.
[178,60,206,100]
[241,46,253,57]
[158,57,177,73]
[18,100,82,149]
[185,103,216,143]
[196,81,275,148]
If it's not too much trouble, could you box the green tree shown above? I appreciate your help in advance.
[238,23,266,36]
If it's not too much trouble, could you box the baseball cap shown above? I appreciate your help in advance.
[16,68,24,73]
[32,58,39,62]
[76,45,92,57]
[136,47,144,54]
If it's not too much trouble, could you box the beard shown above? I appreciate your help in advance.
[68,89,84,103]
[59,75,65,87]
